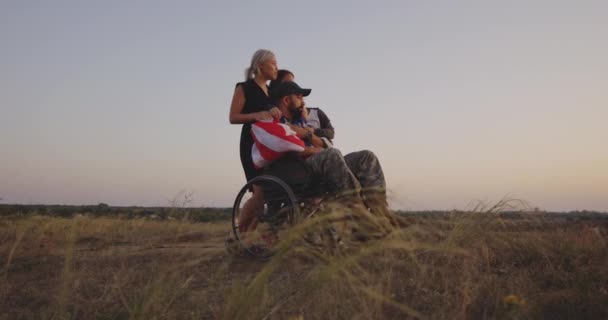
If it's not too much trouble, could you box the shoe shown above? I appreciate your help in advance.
[245,244,272,258]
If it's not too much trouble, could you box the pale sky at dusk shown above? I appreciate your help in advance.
[1,1,607,211]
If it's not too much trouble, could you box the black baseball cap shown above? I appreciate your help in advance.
[271,81,311,99]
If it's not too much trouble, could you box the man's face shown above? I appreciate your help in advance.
[287,94,305,119]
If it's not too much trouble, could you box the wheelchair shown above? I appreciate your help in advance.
[229,153,334,260]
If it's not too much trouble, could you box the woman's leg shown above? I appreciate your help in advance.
[238,184,264,232]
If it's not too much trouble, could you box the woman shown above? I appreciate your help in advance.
[229,49,281,232]
[269,69,335,141]
[268,69,295,92]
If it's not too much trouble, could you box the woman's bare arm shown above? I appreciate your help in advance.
[229,85,272,124]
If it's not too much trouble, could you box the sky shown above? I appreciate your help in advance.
[1,1,607,211]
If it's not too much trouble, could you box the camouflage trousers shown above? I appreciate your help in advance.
[305,148,386,198]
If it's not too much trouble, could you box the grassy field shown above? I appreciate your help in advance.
[1,203,607,319]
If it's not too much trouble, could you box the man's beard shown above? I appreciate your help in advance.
[289,105,305,121]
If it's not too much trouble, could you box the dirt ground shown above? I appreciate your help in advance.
[1,213,608,319]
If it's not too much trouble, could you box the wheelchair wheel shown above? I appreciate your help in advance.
[231,175,300,259]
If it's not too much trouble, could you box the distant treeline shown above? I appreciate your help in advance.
[0,203,231,222]
[0,204,606,222]
[394,209,608,221]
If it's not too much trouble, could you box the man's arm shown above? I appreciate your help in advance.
[306,133,326,148]
[298,125,326,148]
[299,146,324,157]
[286,123,308,137]
[286,124,325,148]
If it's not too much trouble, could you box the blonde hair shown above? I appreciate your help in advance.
[244,49,275,81]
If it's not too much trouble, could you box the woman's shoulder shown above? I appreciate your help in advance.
[235,78,254,89]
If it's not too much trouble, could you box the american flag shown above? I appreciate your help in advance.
[251,119,305,169]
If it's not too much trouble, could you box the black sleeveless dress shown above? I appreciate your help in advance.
[236,79,273,182]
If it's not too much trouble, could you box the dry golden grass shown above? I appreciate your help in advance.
[1,201,608,319]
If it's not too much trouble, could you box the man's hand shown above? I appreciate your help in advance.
[301,106,309,119]
[289,125,326,147]
[288,124,310,138]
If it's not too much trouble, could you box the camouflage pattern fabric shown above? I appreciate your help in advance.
[305,148,386,198]
[344,150,386,194]
[305,148,400,241]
